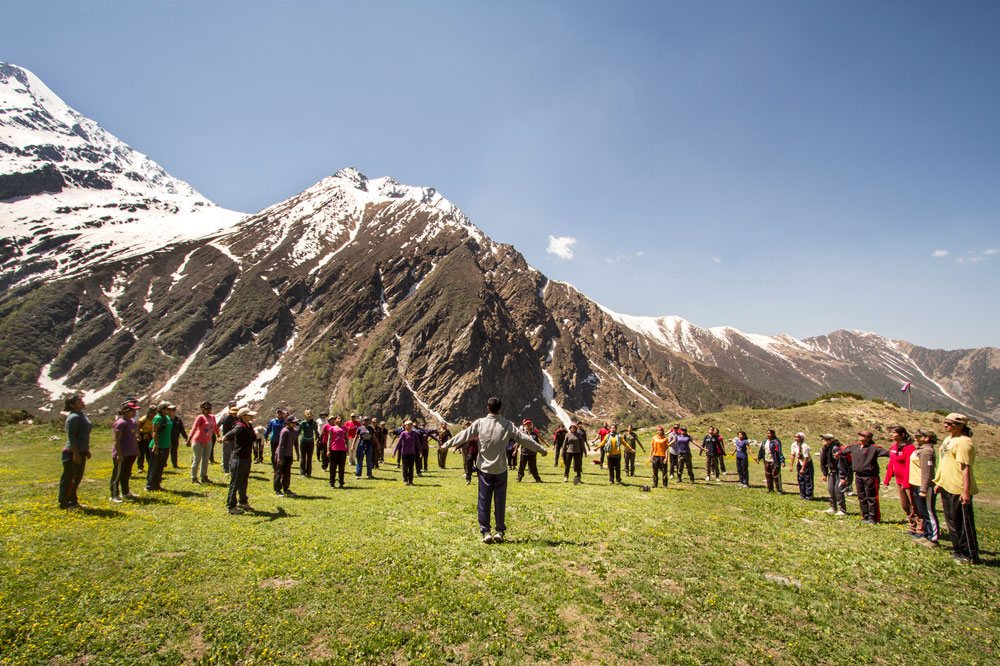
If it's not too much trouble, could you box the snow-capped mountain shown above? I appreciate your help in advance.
[0,63,242,287]
[1,63,996,425]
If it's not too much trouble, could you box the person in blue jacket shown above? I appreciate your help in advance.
[264,409,285,469]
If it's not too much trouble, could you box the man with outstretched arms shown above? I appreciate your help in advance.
[440,398,547,543]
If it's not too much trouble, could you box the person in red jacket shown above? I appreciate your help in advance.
[883,426,919,535]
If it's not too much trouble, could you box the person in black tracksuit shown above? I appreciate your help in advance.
[552,426,567,466]
[837,430,890,523]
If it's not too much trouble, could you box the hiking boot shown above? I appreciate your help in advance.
[238,503,254,511]
[482,533,494,544]
[493,532,504,544]
[835,511,847,516]
[228,507,245,515]
[124,493,139,500]
[109,496,123,503]
[824,508,835,514]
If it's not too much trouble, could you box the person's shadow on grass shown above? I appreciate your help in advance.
[78,506,126,519]
[251,506,293,522]
[162,489,208,499]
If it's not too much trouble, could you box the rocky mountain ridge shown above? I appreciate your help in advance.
[1,63,996,426]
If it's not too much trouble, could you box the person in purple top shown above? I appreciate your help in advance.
[110,400,140,502]
[353,416,376,479]
[674,427,696,483]
[273,415,298,497]
[392,421,422,486]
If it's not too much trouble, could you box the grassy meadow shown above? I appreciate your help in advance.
[0,399,998,665]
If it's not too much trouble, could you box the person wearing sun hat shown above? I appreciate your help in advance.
[225,407,257,514]
[933,413,979,564]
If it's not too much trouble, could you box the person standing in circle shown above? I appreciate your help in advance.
[146,402,172,491]
[910,429,939,546]
[623,425,644,477]
[933,414,979,564]
[440,398,547,543]
[110,401,139,503]
[298,410,317,478]
[731,431,751,488]
[648,426,670,488]
[224,407,256,515]
[188,401,218,484]
[274,415,298,497]
[59,395,91,510]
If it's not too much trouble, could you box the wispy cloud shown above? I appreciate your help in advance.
[546,235,577,260]
[712,256,723,264]
[932,249,949,258]
[956,248,999,264]
[604,250,648,264]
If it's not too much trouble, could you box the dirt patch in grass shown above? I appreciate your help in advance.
[259,577,299,589]
[179,624,207,662]
[307,635,334,660]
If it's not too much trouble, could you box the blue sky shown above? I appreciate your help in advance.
[4,1,999,349]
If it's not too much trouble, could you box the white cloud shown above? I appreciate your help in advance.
[932,250,949,258]
[546,235,577,260]
[636,250,645,257]
[956,248,998,264]
[712,256,723,264]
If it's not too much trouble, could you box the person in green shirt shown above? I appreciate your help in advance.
[146,401,173,491]
[622,425,644,477]
[933,413,979,564]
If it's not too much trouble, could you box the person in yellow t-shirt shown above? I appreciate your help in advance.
[932,413,979,564]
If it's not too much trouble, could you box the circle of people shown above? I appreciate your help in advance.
[56,393,980,562]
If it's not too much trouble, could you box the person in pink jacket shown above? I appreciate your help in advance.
[883,426,919,535]
[323,416,348,489]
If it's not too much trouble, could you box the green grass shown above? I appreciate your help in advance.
[0,417,998,665]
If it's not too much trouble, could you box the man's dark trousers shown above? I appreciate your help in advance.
[478,471,508,534]
[855,475,880,522]
[227,457,251,508]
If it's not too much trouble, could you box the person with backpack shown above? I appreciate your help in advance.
[439,397,548,543]
[819,434,847,515]
[838,430,890,523]
[757,429,785,493]
[702,427,724,482]
[353,416,377,479]
[933,414,980,564]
